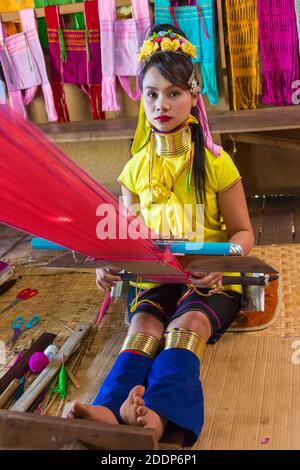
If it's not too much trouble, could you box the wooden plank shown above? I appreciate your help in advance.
[259,197,294,245]
[247,197,263,245]
[38,106,300,143]
[0,233,29,258]
[230,132,300,153]
[0,380,20,409]
[10,324,91,412]
[47,251,278,274]
[0,410,156,450]
[179,255,278,274]
[39,117,138,143]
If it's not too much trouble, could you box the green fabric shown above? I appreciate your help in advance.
[37,18,49,49]
[34,0,82,6]
[73,12,85,30]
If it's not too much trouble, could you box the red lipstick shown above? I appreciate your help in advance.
[155,115,172,122]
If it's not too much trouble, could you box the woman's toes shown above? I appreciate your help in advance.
[137,415,147,426]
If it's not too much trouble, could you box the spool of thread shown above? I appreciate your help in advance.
[44,344,58,361]
[29,352,49,374]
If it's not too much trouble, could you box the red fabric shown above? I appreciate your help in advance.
[0,107,184,279]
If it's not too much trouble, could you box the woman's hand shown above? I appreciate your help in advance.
[96,268,122,292]
[188,272,223,295]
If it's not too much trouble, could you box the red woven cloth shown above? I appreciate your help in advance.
[0,107,184,280]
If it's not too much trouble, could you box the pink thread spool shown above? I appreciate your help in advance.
[28,352,49,374]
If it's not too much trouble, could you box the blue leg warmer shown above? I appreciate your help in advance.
[92,351,153,422]
[143,349,204,446]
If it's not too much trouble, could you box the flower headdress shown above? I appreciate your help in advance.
[133,29,222,160]
[138,29,197,63]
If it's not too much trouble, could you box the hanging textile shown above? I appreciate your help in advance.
[0,71,5,105]
[0,105,184,283]
[225,0,261,110]
[257,0,300,106]
[154,0,219,105]
[34,0,82,6]
[0,9,57,121]
[294,0,300,56]
[0,1,34,11]
[99,0,151,111]
[45,0,105,121]
[37,9,85,50]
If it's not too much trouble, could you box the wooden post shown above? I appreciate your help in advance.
[0,410,157,450]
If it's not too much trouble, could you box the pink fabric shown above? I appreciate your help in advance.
[0,9,57,121]
[0,79,5,105]
[197,95,222,156]
[257,0,300,105]
[0,106,185,282]
[99,0,150,111]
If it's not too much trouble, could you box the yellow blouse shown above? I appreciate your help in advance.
[118,145,242,293]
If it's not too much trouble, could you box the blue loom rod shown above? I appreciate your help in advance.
[156,241,243,255]
[32,238,243,256]
[31,238,66,251]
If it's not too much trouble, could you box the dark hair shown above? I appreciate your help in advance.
[139,24,205,204]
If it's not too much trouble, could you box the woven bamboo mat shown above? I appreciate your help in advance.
[248,244,300,337]
[0,244,299,421]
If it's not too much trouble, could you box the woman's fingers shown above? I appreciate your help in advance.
[209,278,223,295]
[96,268,121,291]
[188,272,223,289]
[103,272,122,283]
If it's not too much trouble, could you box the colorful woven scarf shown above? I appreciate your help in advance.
[294,0,300,55]
[257,0,300,105]
[154,0,219,105]
[225,0,261,110]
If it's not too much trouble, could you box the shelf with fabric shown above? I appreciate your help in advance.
[38,105,300,143]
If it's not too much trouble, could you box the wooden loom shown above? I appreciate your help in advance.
[0,100,279,449]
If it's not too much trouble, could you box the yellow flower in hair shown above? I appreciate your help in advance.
[170,38,181,52]
[160,38,181,52]
[181,42,197,59]
[138,40,159,62]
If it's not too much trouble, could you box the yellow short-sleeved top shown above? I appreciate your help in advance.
[118,145,242,293]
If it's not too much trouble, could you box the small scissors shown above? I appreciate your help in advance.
[6,315,41,347]
[0,288,38,315]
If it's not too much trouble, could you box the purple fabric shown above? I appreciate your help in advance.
[48,29,91,84]
[46,4,101,85]
[257,0,300,105]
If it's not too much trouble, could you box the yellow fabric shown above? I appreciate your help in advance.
[225,0,261,110]
[119,143,242,294]
[0,1,34,11]
[131,99,150,156]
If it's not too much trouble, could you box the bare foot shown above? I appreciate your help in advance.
[120,385,145,425]
[67,400,118,424]
[136,404,167,442]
